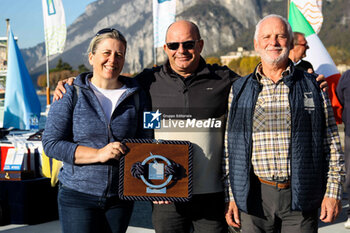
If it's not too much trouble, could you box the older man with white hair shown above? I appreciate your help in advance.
[223,14,345,233]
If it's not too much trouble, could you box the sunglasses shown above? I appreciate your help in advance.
[166,40,200,50]
[95,28,119,36]
[296,43,309,49]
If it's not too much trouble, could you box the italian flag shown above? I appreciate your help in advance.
[288,0,342,123]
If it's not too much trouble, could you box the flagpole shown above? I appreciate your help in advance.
[153,44,157,66]
[41,0,67,106]
[153,16,157,66]
[45,46,50,105]
[153,47,157,66]
[287,0,290,19]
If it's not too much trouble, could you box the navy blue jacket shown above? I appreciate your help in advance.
[227,64,328,212]
[42,72,152,197]
[336,70,350,137]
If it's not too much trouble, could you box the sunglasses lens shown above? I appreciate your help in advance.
[183,41,196,50]
[167,40,197,50]
[167,42,180,50]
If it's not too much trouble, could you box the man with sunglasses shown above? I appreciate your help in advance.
[289,32,314,73]
[137,20,240,233]
[54,20,240,233]
[53,20,328,233]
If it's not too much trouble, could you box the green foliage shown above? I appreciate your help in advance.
[37,70,79,90]
[239,56,260,76]
[50,58,73,72]
[37,58,79,90]
[228,57,242,74]
[205,57,222,65]
[319,0,350,50]
[327,46,350,65]
[78,64,90,73]
[227,56,260,76]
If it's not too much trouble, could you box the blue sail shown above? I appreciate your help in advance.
[3,28,41,130]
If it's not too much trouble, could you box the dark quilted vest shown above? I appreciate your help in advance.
[227,65,327,213]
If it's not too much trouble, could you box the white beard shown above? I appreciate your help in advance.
[257,46,289,66]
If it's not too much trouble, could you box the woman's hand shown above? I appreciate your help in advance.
[97,142,127,163]
[53,77,75,102]
[74,142,127,164]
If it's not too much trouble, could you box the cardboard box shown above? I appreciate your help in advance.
[0,145,14,171]
[0,171,35,181]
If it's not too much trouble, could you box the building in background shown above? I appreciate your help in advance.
[220,47,258,66]
[0,37,7,77]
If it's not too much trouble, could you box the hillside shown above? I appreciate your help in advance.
[21,0,350,82]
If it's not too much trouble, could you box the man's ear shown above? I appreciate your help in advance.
[198,39,204,53]
[254,39,258,52]
[290,41,294,50]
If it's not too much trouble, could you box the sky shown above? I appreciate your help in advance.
[0,0,96,49]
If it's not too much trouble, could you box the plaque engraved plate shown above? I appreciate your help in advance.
[118,139,193,202]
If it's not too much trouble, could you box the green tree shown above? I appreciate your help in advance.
[78,64,90,73]
[50,58,73,72]
[228,58,242,75]
[327,45,350,65]
[239,56,260,76]
[37,73,47,89]
[205,57,222,65]
[37,70,79,91]
[56,58,64,70]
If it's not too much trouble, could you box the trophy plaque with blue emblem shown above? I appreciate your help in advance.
[118,139,193,202]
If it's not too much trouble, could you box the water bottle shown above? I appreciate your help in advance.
[29,114,39,131]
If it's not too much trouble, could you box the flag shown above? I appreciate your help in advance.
[153,0,176,48]
[288,0,342,123]
[3,29,41,130]
[41,0,66,55]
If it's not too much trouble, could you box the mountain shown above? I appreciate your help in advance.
[22,0,261,78]
[22,0,349,81]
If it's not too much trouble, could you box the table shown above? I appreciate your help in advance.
[0,178,58,225]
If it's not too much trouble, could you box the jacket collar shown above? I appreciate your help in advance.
[161,56,210,79]
[74,72,140,90]
[252,59,297,88]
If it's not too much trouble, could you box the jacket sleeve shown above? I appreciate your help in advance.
[321,90,345,200]
[336,70,350,107]
[223,86,234,202]
[42,84,79,165]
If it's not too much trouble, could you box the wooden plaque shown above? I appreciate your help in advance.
[119,139,193,202]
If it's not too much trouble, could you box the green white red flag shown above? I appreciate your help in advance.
[288,0,342,123]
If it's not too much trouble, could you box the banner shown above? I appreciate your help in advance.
[41,0,67,55]
[3,29,41,130]
[288,0,342,123]
[153,0,176,48]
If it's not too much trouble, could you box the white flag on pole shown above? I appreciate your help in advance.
[153,0,176,48]
[41,0,67,55]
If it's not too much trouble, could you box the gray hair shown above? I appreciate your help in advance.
[254,14,293,44]
[87,29,127,55]
[292,31,305,45]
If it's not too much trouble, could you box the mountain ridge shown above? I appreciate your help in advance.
[21,0,349,82]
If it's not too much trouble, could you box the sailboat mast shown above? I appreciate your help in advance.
[5,19,9,62]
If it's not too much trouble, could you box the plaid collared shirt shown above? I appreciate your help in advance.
[223,64,345,202]
[251,65,292,181]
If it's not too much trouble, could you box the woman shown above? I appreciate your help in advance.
[42,28,151,233]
